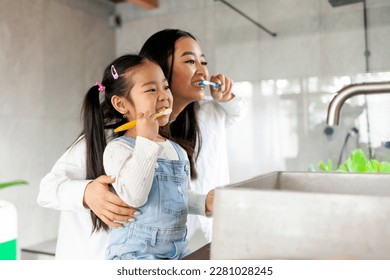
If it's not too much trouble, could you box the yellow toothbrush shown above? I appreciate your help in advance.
[114,108,172,133]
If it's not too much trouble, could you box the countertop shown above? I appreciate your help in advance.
[183,243,210,260]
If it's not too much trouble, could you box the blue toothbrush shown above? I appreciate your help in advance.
[197,80,221,88]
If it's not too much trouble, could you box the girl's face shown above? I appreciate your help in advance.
[125,60,173,126]
[169,37,209,105]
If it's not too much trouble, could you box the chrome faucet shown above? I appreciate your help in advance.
[326,82,390,126]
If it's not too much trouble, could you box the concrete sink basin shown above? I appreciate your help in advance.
[211,171,390,259]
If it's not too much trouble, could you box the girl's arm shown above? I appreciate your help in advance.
[103,136,163,208]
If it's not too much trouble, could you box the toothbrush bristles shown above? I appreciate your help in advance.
[162,108,172,115]
[156,108,172,118]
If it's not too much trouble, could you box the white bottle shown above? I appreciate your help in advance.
[0,200,17,260]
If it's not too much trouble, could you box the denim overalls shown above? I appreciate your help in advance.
[106,136,190,260]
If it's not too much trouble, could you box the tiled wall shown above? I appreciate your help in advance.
[0,0,115,254]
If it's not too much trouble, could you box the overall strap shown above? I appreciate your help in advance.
[117,136,187,162]
[170,141,187,161]
[116,136,135,148]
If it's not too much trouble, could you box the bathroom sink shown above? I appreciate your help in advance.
[211,171,390,259]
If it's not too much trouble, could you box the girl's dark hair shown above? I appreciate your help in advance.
[140,29,201,180]
[80,54,149,232]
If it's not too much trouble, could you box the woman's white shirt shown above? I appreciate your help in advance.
[37,138,108,259]
[187,95,246,241]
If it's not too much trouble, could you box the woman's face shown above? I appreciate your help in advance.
[169,37,209,106]
[125,60,173,127]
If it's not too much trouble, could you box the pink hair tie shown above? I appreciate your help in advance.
[95,82,105,93]
[111,65,119,80]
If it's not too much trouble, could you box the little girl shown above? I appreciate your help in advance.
[82,54,212,260]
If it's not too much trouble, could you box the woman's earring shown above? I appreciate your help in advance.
[123,114,127,118]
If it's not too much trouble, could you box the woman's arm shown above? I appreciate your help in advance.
[103,136,163,208]
[37,138,92,211]
[215,95,246,127]
[203,73,247,127]
[37,137,136,228]
[187,186,214,216]
[199,95,246,128]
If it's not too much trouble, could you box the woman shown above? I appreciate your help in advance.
[139,29,245,241]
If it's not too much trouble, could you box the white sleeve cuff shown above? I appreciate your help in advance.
[218,94,245,115]
[187,189,207,216]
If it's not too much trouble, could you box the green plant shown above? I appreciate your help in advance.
[317,149,390,173]
[318,159,333,172]
[0,180,28,190]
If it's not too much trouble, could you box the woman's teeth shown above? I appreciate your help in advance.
[192,81,205,87]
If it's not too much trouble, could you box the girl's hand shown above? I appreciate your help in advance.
[209,74,234,102]
[205,189,214,216]
[83,175,140,228]
[135,111,159,141]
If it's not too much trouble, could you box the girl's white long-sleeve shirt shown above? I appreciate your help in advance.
[37,94,246,259]
[104,136,163,208]
[103,136,206,214]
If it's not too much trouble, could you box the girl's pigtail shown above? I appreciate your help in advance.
[82,85,108,232]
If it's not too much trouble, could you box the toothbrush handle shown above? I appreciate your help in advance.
[210,81,221,88]
[199,80,221,88]
[114,120,137,133]
[114,111,167,133]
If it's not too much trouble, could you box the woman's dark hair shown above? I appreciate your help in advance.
[80,54,149,232]
[140,29,201,180]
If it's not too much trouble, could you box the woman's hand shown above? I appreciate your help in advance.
[205,189,215,216]
[209,74,234,102]
[83,175,140,228]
